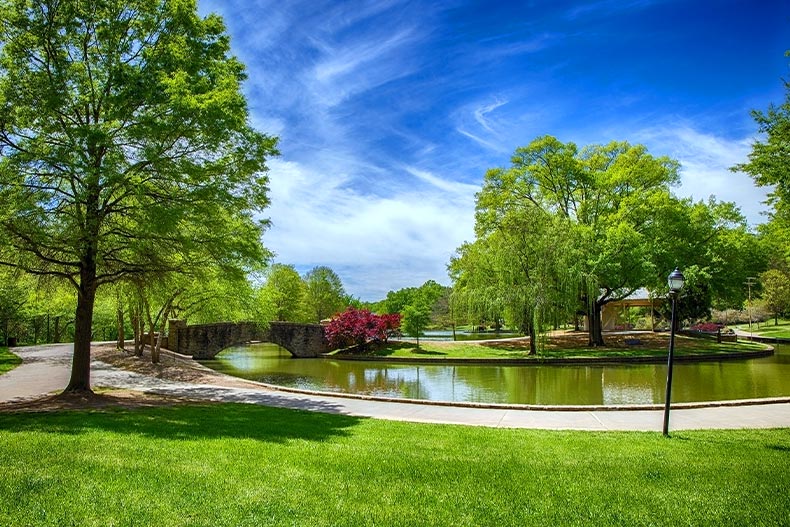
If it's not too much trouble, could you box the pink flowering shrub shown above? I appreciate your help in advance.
[689,322,724,333]
[325,307,401,351]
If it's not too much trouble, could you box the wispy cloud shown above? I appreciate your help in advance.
[197,0,781,299]
[565,0,666,20]
[474,98,508,134]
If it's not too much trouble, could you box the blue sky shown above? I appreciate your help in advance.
[199,0,790,301]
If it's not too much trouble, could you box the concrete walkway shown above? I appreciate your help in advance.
[2,343,790,431]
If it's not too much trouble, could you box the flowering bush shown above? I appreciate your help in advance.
[325,307,401,351]
[689,322,724,333]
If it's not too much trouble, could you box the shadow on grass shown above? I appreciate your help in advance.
[0,399,365,444]
[373,341,447,356]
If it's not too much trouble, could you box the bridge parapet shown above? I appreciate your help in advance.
[168,320,327,359]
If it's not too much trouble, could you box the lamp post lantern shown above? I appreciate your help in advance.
[663,267,685,437]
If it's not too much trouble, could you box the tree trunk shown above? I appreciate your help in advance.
[132,313,143,356]
[53,316,61,343]
[64,274,97,393]
[527,318,537,355]
[116,304,125,350]
[587,301,605,347]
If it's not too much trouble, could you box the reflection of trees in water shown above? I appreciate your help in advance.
[207,344,790,404]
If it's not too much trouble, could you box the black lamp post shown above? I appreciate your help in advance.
[663,267,685,437]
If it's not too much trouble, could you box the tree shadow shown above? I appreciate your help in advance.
[410,347,447,356]
[364,341,447,357]
[0,395,365,444]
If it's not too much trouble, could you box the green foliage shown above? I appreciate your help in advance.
[303,266,347,322]
[0,405,788,526]
[734,61,790,273]
[760,269,790,323]
[0,0,277,388]
[254,263,307,322]
[401,304,430,343]
[456,135,760,346]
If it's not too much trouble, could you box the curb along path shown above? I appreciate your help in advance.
[1,343,790,431]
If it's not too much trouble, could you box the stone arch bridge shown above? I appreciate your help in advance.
[167,320,328,359]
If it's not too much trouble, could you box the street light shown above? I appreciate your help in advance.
[663,267,685,437]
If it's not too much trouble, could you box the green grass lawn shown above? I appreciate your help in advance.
[0,403,788,526]
[735,319,790,339]
[366,334,767,360]
[0,347,21,375]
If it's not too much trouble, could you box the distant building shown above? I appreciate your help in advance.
[599,288,665,331]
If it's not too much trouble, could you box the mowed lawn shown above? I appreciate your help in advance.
[0,347,21,375]
[1,403,788,526]
[736,320,790,339]
[370,333,767,360]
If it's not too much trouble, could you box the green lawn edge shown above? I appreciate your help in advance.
[330,336,771,363]
[734,319,790,339]
[0,347,21,376]
[0,403,788,527]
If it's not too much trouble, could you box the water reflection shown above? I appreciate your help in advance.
[202,343,790,406]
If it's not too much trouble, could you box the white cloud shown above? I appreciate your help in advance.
[264,159,475,300]
[456,128,509,153]
[633,123,771,226]
[473,98,508,134]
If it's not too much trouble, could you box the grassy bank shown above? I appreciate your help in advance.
[366,332,767,360]
[0,347,21,375]
[735,320,790,339]
[1,403,788,526]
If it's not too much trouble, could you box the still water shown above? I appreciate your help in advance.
[202,343,790,406]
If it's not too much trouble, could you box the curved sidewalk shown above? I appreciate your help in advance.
[2,343,790,431]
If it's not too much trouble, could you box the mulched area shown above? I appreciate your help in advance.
[0,345,262,414]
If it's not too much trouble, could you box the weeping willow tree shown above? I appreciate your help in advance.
[449,203,582,355]
[471,136,682,346]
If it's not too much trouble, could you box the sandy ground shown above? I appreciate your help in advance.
[0,344,258,413]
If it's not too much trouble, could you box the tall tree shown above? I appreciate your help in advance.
[0,0,277,392]
[303,266,346,323]
[451,204,579,354]
[476,136,682,346]
[734,60,790,270]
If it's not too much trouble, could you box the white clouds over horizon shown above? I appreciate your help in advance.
[199,0,787,300]
[264,158,475,300]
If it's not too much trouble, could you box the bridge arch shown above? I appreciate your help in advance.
[168,320,328,359]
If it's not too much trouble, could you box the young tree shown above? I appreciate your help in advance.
[303,266,346,323]
[256,264,306,322]
[0,0,277,392]
[401,305,430,346]
[760,269,790,325]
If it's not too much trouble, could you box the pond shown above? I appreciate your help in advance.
[201,343,790,406]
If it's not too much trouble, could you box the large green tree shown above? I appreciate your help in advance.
[0,0,277,392]
[476,136,682,346]
[451,202,579,354]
